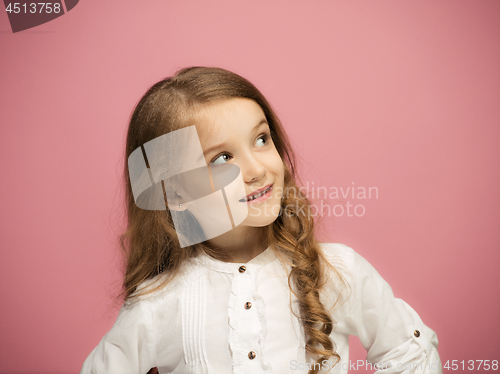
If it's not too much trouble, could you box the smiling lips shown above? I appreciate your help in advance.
[239,184,273,203]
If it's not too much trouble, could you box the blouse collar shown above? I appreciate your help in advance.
[196,246,277,274]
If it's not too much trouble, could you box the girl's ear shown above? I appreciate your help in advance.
[167,192,189,211]
[163,178,189,212]
[166,189,189,211]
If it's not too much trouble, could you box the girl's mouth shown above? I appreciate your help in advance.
[239,184,273,203]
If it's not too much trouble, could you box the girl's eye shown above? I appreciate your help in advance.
[211,153,232,165]
[209,133,270,165]
[256,133,271,147]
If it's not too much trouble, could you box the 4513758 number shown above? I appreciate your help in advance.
[5,3,62,14]
[444,360,498,371]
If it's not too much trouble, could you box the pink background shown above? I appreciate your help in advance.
[1,1,499,373]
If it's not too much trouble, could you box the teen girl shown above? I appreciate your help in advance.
[79,67,442,374]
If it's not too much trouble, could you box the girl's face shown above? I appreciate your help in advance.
[192,98,285,229]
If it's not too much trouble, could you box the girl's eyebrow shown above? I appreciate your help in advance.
[200,119,268,158]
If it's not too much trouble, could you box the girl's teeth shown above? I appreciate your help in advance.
[247,187,270,201]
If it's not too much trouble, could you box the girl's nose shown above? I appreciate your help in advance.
[241,155,267,184]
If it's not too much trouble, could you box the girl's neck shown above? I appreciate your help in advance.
[205,226,267,263]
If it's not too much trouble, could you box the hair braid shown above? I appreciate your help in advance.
[265,169,341,374]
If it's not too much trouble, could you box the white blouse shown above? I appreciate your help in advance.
[79,243,442,374]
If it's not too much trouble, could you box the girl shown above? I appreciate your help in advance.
[79,67,442,374]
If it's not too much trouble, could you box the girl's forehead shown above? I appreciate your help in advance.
[191,98,265,140]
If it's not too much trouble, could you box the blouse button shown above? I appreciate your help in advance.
[414,330,420,338]
[238,266,246,273]
[248,351,256,360]
[245,302,252,309]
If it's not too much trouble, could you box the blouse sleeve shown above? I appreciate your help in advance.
[79,297,158,374]
[328,244,442,374]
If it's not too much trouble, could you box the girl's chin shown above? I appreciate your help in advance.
[241,209,281,227]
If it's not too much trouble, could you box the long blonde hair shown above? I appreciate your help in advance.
[119,66,347,373]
